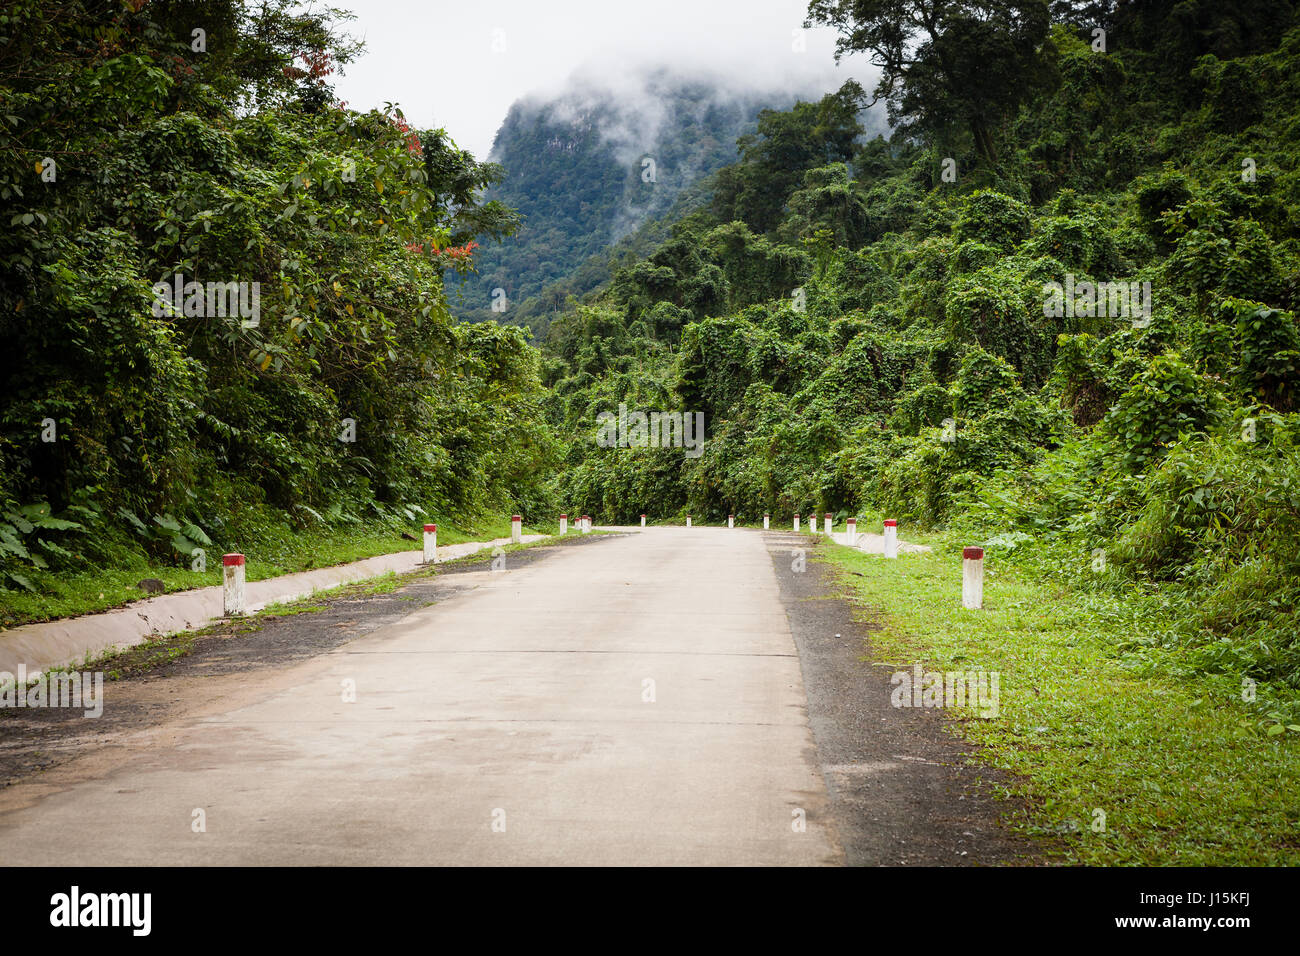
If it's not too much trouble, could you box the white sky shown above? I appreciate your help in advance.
[330,0,877,158]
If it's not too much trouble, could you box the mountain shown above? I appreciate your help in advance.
[448,68,834,334]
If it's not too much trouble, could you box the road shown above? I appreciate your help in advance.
[0,528,845,865]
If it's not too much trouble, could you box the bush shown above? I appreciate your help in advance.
[953,190,1033,248]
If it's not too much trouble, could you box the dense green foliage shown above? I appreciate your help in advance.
[540,1,1300,703]
[1,0,556,601]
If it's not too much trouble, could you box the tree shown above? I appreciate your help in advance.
[711,81,866,234]
[805,0,1053,163]
[422,129,519,246]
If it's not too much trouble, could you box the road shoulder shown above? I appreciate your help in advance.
[766,530,1044,866]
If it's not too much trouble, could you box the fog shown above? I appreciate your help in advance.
[504,57,880,163]
[330,0,880,159]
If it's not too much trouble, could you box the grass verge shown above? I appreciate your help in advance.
[1,514,560,627]
[821,534,1300,865]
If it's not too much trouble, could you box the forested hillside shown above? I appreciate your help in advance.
[450,71,835,334]
[540,1,1300,704]
[0,0,556,612]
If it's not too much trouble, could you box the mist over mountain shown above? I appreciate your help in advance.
[448,65,879,332]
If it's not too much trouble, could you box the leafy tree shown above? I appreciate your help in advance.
[806,0,1054,163]
[711,81,867,234]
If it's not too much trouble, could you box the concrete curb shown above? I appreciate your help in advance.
[829,530,931,554]
[0,534,544,677]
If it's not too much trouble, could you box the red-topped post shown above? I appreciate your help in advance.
[223,553,245,616]
[962,547,984,609]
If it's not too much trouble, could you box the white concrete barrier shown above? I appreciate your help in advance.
[794,513,800,532]
[641,514,646,528]
[884,519,898,559]
[686,515,692,527]
[763,513,769,530]
[728,514,734,528]
[223,553,245,616]
[422,523,438,563]
[559,513,568,535]
[825,513,833,536]
[581,515,590,534]
[846,517,856,545]
[511,515,522,544]
[962,546,984,609]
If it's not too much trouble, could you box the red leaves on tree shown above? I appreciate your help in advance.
[284,49,335,82]
[167,52,194,78]
[387,112,423,155]
[405,240,478,265]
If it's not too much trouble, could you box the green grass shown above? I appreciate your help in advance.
[1,513,561,627]
[820,534,1300,865]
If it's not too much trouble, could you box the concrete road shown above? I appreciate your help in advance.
[0,528,843,865]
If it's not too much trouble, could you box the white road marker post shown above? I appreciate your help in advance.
[810,513,819,534]
[222,553,246,616]
[641,513,646,528]
[559,513,568,535]
[423,523,438,564]
[884,519,898,559]
[825,513,833,537]
[511,514,522,544]
[962,547,985,609]
[846,517,856,545]
[728,514,734,528]
[581,515,590,534]
[686,514,692,528]
[794,513,800,532]
[763,513,770,530]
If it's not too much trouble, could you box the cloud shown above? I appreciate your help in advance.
[331,0,880,158]
[506,55,874,159]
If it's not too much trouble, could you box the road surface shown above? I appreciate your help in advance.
[0,528,844,865]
